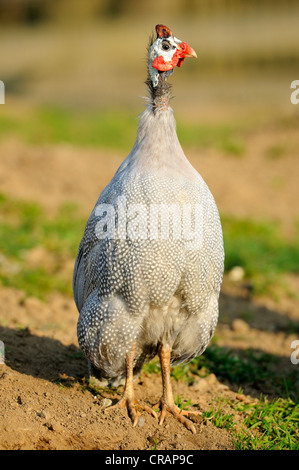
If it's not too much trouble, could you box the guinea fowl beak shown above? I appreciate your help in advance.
[177,42,197,59]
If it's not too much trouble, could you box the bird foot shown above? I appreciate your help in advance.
[105,396,158,427]
[155,400,199,434]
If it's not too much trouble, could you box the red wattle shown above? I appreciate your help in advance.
[152,50,181,72]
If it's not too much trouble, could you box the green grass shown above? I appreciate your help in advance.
[174,394,194,411]
[171,344,299,449]
[173,392,299,449]
[0,193,297,450]
[222,216,299,295]
[178,344,298,401]
[0,266,72,299]
[144,344,298,402]
[143,337,298,450]
[0,106,247,155]
[0,107,137,151]
[0,193,85,298]
[177,120,246,156]
[235,397,299,450]
[0,194,84,259]
[1,192,298,300]
[200,396,299,449]
[203,404,236,430]
[191,345,279,386]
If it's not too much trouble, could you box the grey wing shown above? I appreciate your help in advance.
[73,240,88,313]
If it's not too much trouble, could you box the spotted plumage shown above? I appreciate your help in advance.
[73,25,224,432]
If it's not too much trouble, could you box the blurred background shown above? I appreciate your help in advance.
[1,0,299,115]
[0,1,299,450]
[0,0,298,308]
[0,0,299,305]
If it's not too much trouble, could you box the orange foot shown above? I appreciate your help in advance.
[155,399,199,434]
[105,396,158,427]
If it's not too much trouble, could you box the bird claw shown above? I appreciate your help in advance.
[155,400,198,434]
[104,396,158,427]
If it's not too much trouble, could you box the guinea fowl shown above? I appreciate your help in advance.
[73,24,224,434]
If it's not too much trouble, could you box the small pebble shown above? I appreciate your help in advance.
[192,378,209,392]
[51,422,63,432]
[137,416,145,427]
[228,266,245,281]
[231,318,250,333]
[192,373,218,392]
[236,394,251,403]
[100,398,113,408]
[37,410,51,420]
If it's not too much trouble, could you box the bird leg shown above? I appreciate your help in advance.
[156,343,199,434]
[105,342,157,426]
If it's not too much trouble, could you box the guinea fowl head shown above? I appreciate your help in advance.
[148,24,197,88]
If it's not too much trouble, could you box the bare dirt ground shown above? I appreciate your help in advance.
[0,125,298,450]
